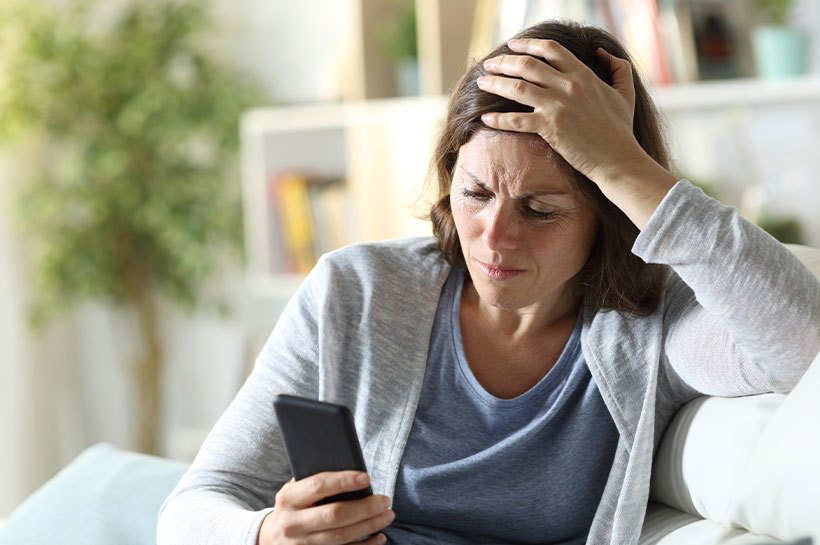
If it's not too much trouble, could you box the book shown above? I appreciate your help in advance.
[309,180,358,258]
[277,172,317,274]
[266,172,289,274]
[471,0,675,84]
[267,171,356,274]
[606,0,673,85]
[659,0,699,83]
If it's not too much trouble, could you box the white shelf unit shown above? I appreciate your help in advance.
[240,104,347,281]
[654,75,820,112]
[239,96,446,288]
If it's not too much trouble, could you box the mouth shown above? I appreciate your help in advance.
[476,260,525,281]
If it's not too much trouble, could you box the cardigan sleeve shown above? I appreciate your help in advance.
[632,180,820,396]
[157,256,329,545]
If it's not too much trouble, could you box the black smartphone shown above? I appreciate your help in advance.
[272,394,373,505]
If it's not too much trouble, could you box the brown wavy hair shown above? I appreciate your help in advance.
[428,20,670,316]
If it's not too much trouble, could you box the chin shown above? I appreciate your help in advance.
[472,282,529,310]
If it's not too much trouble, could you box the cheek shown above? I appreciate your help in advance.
[566,217,599,269]
[451,195,478,236]
[532,217,597,261]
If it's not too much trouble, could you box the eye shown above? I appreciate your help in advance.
[524,207,556,221]
[461,188,492,202]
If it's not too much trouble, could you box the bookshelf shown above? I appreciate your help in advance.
[239,96,444,280]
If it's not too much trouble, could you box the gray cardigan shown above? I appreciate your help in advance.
[157,180,820,545]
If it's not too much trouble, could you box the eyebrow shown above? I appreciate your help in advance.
[459,166,571,198]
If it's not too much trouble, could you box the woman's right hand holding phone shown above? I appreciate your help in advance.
[258,471,394,545]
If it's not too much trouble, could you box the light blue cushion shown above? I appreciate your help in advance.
[0,443,187,545]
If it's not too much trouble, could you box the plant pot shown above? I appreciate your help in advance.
[396,58,419,96]
[752,25,810,79]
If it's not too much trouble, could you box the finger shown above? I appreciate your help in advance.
[595,47,635,102]
[506,38,585,73]
[480,112,541,135]
[475,75,547,108]
[356,532,388,545]
[301,495,391,532]
[278,471,371,509]
[483,54,560,88]
[306,509,395,545]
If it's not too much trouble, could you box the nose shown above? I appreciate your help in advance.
[481,201,518,251]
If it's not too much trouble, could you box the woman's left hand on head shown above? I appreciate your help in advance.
[478,38,647,186]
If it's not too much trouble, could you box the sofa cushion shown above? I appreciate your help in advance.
[651,350,820,543]
[784,244,820,277]
[650,393,786,522]
[729,351,820,542]
[640,502,789,545]
[0,443,187,545]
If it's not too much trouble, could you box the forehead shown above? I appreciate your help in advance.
[456,131,573,189]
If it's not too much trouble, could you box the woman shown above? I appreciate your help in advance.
[158,21,820,545]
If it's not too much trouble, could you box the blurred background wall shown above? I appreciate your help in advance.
[2,0,819,518]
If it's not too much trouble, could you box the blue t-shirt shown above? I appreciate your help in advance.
[384,267,619,545]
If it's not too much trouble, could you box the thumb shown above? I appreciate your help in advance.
[596,47,635,100]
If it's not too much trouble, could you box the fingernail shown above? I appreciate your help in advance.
[381,496,391,508]
[384,509,396,522]
[481,113,492,123]
[377,534,387,544]
[508,38,523,46]
[355,473,370,486]
[483,59,498,69]
[476,76,489,86]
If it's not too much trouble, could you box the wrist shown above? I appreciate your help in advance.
[590,151,678,230]
[257,511,275,545]
[590,145,667,187]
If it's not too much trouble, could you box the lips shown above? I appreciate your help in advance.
[476,260,525,281]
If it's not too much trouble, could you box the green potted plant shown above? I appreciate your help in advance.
[752,0,810,79]
[378,0,419,96]
[0,0,261,453]
[757,215,803,244]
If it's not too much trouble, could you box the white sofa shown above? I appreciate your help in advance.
[640,244,820,545]
[1,246,818,545]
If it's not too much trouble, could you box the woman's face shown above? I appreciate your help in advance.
[451,130,598,313]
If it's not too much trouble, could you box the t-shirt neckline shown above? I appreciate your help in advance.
[449,267,583,408]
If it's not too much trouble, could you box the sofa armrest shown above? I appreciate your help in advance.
[0,443,187,545]
[650,351,820,543]
[650,393,785,519]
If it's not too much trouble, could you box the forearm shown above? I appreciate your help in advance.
[156,263,326,544]
[635,180,820,388]
[157,489,273,545]
[155,365,291,545]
